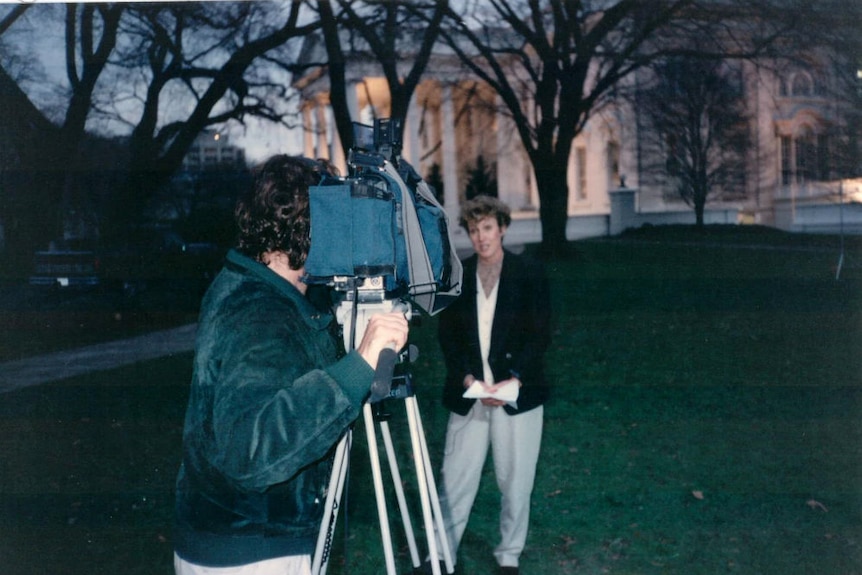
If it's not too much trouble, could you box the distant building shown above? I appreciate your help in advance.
[150,130,250,227]
[181,130,246,172]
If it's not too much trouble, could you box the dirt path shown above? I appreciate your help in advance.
[0,323,197,394]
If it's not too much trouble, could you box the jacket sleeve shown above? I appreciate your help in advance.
[209,312,373,493]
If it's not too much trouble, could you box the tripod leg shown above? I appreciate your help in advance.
[363,403,398,575]
[411,398,455,574]
[379,420,422,569]
[405,396,451,575]
[312,431,352,575]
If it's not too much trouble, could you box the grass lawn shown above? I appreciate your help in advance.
[0,226,860,575]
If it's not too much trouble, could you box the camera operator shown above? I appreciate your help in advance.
[173,155,409,575]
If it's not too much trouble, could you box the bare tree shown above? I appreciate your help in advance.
[0,64,63,259]
[639,57,750,225]
[439,0,788,255]
[0,4,123,246]
[317,0,447,152]
[103,1,319,239]
[59,4,125,236]
[0,4,30,37]
[1,1,320,247]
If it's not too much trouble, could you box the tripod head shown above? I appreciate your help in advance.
[329,276,416,405]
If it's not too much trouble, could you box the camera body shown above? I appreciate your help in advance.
[303,118,462,320]
[352,117,401,161]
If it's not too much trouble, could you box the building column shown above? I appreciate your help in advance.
[342,82,361,173]
[441,85,460,223]
[403,95,421,168]
[327,104,346,171]
[303,105,315,158]
[315,100,330,161]
[495,94,534,211]
[346,81,360,120]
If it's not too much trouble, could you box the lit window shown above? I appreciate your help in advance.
[781,136,792,186]
[795,126,816,183]
[607,142,620,189]
[779,126,830,185]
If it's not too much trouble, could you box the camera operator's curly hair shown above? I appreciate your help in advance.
[235,155,336,269]
[459,195,512,231]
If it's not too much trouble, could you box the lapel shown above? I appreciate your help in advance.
[463,255,480,341]
[489,251,516,354]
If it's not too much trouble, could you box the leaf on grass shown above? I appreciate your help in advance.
[560,535,577,549]
[806,499,828,512]
[692,490,704,500]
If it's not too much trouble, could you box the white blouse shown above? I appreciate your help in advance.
[476,269,500,384]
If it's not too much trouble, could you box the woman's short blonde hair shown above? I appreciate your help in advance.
[458,195,512,231]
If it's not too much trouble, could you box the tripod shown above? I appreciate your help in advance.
[311,299,454,575]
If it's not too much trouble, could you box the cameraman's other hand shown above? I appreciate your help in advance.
[356,312,409,370]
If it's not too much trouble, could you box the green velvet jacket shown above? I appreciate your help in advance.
[174,249,372,567]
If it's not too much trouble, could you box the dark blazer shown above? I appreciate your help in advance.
[438,248,551,416]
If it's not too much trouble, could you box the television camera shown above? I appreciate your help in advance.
[304,118,461,575]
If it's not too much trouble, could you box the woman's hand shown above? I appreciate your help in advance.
[479,377,521,407]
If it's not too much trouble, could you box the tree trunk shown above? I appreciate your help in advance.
[319,0,354,153]
[694,181,707,227]
[534,162,570,258]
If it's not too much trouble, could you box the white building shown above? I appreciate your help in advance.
[293,38,861,241]
[181,129,246,172]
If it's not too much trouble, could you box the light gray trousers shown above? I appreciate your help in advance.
[174,553,311,575]
[437,402,544,568]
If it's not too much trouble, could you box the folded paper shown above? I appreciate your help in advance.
[462,379,520,408]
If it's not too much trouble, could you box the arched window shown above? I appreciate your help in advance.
[576,147,587,200]
[795,126,817,183]
[780,136,792,185]
[779,70,819,98]
[791,72,814,97]
[779,123,831,186]
[607,142,620,189]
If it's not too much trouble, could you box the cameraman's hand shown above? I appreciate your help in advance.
[356,312,409,370]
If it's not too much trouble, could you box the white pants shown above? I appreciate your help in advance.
[174,553,311,575]
[437,403,543,568]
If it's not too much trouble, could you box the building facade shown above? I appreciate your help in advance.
[293,42,860,238]
[181,129,246,172]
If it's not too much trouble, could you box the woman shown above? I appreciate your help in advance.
[436,195,551,575]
